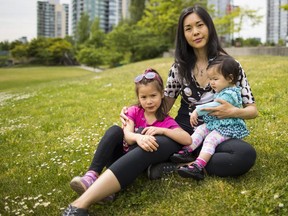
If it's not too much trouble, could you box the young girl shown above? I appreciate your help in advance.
[63,68,191,216]
[172,55,250,181]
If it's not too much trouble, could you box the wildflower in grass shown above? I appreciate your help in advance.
[279,203,284,208]
[4,205,10,211]
[42,201,51,207]
[34,202,40,208]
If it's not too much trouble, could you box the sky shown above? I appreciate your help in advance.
[0,0,267,43]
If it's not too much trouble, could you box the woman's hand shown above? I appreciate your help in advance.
[120,106,129,127]
[136,134,158,152]
[203,99,236,119]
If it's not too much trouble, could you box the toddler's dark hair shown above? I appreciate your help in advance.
[207,55,240,84]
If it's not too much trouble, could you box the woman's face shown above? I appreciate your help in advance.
[183,13,209,49]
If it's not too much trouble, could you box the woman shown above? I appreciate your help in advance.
[122,5,258,179]
[176,55,251,180]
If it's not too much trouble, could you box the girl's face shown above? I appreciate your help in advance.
[183,13,209,49]
[207,67,234,93]
[137,82,163,115]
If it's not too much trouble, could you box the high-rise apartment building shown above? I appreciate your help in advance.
[208,0,232,17]
[72,0,122,35]
[267,0,288,44]
[37,0,69,38]
[122,0,131,20]
[207,0,233,45]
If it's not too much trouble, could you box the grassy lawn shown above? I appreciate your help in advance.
[0,56,287,216]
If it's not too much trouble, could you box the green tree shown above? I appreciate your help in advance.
[86,18,106,48]
[27,37,51,64]
[101,47,123,67]
[0,40,10,51]
[211,6,240,36]
[233,7,262,39]
[129,0,146,23]
[138,0,198,44]
[10,40,24,50]
[26,37,74,65]
[243,38,262,47]
[77,47,103,69]
[48,38,74,65]
[104,22,135,61]
[75,13,91,45]
[10,44,29,63]
[212,6,262,43]
[281,4,288,10]
[104,22,169,64]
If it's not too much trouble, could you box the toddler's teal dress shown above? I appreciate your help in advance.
[196,87,249,139]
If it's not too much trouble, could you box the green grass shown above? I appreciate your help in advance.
[0,56,287,216]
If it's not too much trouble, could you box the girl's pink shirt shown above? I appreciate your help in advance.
[126,105,180,131]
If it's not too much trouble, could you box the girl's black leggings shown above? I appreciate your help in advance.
[88,125,182,188]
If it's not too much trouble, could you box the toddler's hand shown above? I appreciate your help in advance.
[190,111,198,127]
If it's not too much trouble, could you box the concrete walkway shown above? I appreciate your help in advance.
[78,65,103,72]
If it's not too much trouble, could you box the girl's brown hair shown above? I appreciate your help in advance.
[135,68,167,121]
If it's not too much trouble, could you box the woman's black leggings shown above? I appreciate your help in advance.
[204,138,256,176]
[88,125,182,188]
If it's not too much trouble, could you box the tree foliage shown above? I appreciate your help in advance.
[86,18,106,48]
[281,4,288,10]
[0,41,11,51]
[9,37,75,65]
[10,44,29,63]
[76,47,103,68]
[2,1,266,67]
[47,38,74,65]
[129,0,146,23]
[138,0,198,44]
[76,13,91,45]
[104,22,169,63]
[212,6,263,39]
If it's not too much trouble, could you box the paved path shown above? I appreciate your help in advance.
[78,65,103,72]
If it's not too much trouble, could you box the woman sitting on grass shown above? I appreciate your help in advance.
[63,68,191,216]
[121,5,258,180]
[172,55,251,180]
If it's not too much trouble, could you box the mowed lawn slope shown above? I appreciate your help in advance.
[0,56,287,216]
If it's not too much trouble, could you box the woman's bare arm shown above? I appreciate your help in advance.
[164,96,176,113]
[203,99,258,119]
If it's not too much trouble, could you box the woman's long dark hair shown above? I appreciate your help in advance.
[175,5,227,83]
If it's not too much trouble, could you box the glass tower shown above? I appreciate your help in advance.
[267,0,288,44]
[37,0,69,38]
[72,0,122,34]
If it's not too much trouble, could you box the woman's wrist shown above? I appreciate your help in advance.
[233,105,258,119]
